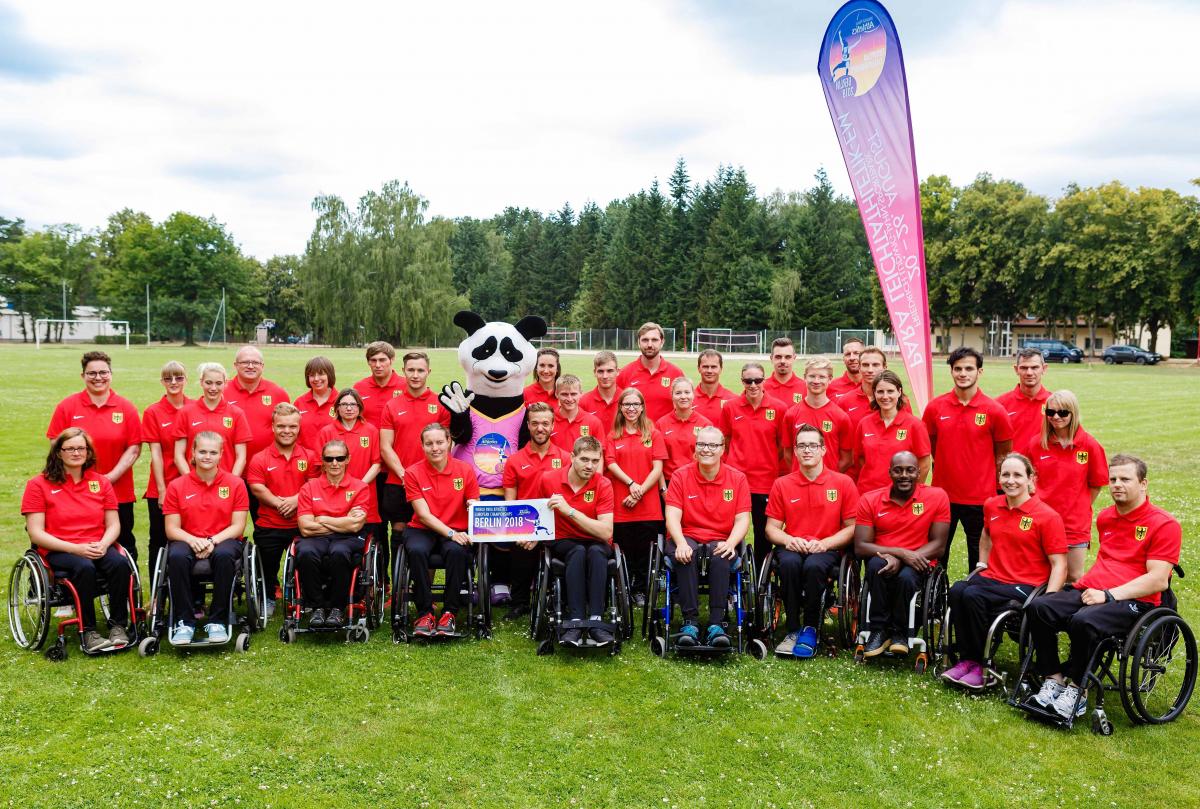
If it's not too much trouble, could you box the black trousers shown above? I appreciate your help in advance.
[508,545,540,609]
[552,539,612,620]
[945,503,984,573]
[750,493,770,571]
[372,477,392,581]
[146,497,166,574]
[296,533,363,610]
[167,540,241,628]
[47,546,131,630]
[776,549,840,632]
[1028,588,1149,684]
[403,527,471,614]
[948,576,1033,661]
[382,482,415,579]
[117,501,137,561]
[614,520,659,594]
[245,479,259,526]
[253,527,295,600]
[864,554,923,633]
[669,537,732,626]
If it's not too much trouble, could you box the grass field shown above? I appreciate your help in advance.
[1,343,1197,808]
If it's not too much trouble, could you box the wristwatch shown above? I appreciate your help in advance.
[1104,590,1115,603]
[568,508,577,519]
[446,528,455,539]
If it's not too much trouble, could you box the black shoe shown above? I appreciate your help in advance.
[308,608,326,629]
[591,627,615,646]
[325,608,345,628]
[561,628,583,646]
[504,603,531,620]
[888,633,910,655]
[863,629,887,658]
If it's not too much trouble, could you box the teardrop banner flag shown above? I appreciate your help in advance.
[818,0,933,412]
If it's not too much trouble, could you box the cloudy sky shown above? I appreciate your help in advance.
[3,0,1198,259]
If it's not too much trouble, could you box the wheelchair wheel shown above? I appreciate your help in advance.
[391,545,411,642]
[642,540,663,640]
[921,566,949,672]
[475,544,491,640]
[1121,612,1197,725]
[138,636,159,657]
[145,547,170,640]
[280,546,298,621]
[837,555,861,649]
[615,547,633,641]
[365,543,386,631]
[530,548,550,641]
[8,552,51,651]
[755,549,777,644]
[244,543,268,632]
[651,635,667,658]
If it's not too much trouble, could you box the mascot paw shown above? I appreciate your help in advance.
[439,381,474,414]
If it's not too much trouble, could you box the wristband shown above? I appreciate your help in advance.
[1104,589,1115,603]
[974,562,987,570]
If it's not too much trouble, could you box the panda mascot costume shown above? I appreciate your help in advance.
[439,310,547,606]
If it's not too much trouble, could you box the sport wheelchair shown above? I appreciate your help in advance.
[8,546,143,660]
[643,536,759,658]
[140,540,267,655]
[1009,565,1197,734]
[278,533,385,644]
[530,542,632,656]
[853,558,949,673]
[391,541,491,642]
[755,548,860,657]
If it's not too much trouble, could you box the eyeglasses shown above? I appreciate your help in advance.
[60,446,88,454]
[695,442,723,452]
[338,402,359,408]
[621,403,643,410]
[162,375,185,382]
[795,442,823,452]
[323,455,348,463]
[1046,409,1072,419]
[84,371,111,379]
[236,360,263,367]
[741,378,764,385]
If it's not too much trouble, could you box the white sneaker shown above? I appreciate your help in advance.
[53,606,75,619]
[1030,678,1064,708]
[1051,684,1087,719]
[775,630,800,656]
[204,623,230,643]
[170,621,194,645]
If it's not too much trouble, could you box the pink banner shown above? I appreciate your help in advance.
[818,0,933,411]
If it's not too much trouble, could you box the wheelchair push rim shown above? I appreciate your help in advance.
[8,552,51,650]
[1123,612,1197,725]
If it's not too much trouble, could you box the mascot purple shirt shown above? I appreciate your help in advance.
[439,311,547,495]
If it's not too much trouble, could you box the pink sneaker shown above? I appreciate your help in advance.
[941,659,973,685]
[959,661,986,690]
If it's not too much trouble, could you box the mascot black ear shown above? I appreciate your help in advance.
[515,316,548,341]
[454,310,486,336]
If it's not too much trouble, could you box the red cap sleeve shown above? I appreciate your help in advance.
[463,467,481,501]
[911,417,932,456]
[839,478,860,521]
[651,430,668,460]
[234,409,253,443]
[855,492,877,528]
[161,478,183,516]
[734,472,751,513]
[20,477,46,514]
[245,451,268,485]
[663,474,685,511]
[1041,510,1068,557]
[296,480,316,517]
[122,400,143,445]
[594,475,615,516]
[1147,517,1183,565]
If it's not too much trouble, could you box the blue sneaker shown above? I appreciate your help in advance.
[170,621,194,645]
[706,623,731,649]
[793,626,818,658]
[677,623,700,647]
[204,623,229,643]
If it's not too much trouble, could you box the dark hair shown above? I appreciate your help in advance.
[335,387,365,423]
[870,370,908,412]
[842,338,865,349]
[526,402,554,421]
[1014,348,1044,364]
[697,349,724,367]
[401,351,430,367]
[573,435,602,456]
[304,356,337,389]
[364,341,395,361]
[43,428,96,484]
[771,337,794,352]
[1108,453,1148,482]
[81,351,112,372]
[947,346,983,369]
[794,422,825,447]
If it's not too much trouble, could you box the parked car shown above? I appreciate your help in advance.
[1102,345,1162,365]
[1019,338,1084,363]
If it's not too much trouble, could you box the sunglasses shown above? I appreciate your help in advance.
[1046,409,1072,419]
[323,455,348,463]
[742,378,765,385]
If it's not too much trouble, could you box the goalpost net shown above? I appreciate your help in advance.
[34,319,130,349]
[534,328,582,351]
[691,327,762,354]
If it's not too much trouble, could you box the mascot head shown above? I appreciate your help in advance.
[454,311,547,398]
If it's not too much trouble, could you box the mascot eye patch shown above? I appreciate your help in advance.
[472,336,498,361]
[499,337,523,363]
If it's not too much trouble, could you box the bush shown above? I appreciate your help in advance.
[94,333,146,344]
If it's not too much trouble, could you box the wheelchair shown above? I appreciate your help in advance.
[643,535,760,658]
[1009,565,1197,734]
[530,542,633,656]
[139,540,267,655]
[755,548,860,657]
[853,559,949,673]
[934,571,1045,692]
[278,533,385,644]
[8,546,144,661]
[391,541,491,642]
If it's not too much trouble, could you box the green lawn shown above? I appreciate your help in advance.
[1,343,1197,808]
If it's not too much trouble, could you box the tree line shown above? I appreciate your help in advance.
[2,163,1197,351]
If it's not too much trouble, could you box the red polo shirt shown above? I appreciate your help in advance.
[537,468,615,543]
[224,377,290,462]
[580,387,619,435]
[523,381,558,409]
[297,473,370,520]
[763,374,806,406]
[501,442,569,500]
[983,494,1067,585]
[141,395,190,500]
[22,470,116,554]
[719,394,788,494]
[1077,499,1181,606]
[692,384,737,425]
[46,390,142,503]
[381,388,452,471]
[922,389,1013,505]
[616,358,684,422]
[766,468,859,540]
[170,398,253,474]
[403,457,479,531]
[834,385,914,428]
[604,426,668,522]
[353,371,405,429]
[655,410,713,481]
[855,483,951,551]
[783,398,852,474]
[1025,429,1108,544]
[318,420,382,522]
[294,389,338,453]
[551,409,605,454]
[852,411,931,494]
[827,371,860,400]
[246,444,322,529]
[162,470,249,538]
[996,385,1052,456]
[664,462,752,543]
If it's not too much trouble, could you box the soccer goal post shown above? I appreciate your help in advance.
[535,328,583,351]
[691,327,763,354]
[34,319,130,350]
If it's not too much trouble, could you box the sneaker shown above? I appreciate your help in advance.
[775,630,800,656]
[414,612,436,637]
[436,611,457,636]
[82,630,112,653]
[794,626,819,658]
[1051,684,1087,719]
[706,624,731,649]
[265,599,276,619]
[170,621,194,645]
[308,608,326,629]
[108,624,129,648]
[863,630,887,658]
[54,606,76,619]
[325,608,345,628]
[888,634,910,655]
[504,603,531,620]
[561,628,583,646]
[959,662,986,691]
[204,623,229,643]
[591,626,615,645]
[677,623,700,647]
[490,584,511,606]
[1030,678,1065,708]
[941,659,974,685]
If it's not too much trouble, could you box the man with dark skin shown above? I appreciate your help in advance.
[853,451,950,657]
